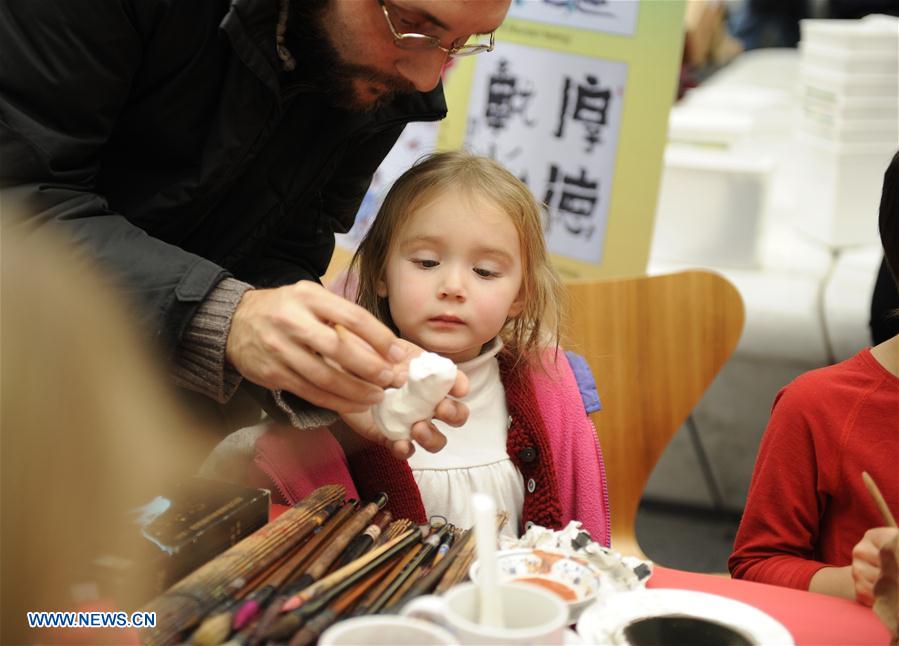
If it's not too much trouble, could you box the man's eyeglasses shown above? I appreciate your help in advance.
[378,0,495,57]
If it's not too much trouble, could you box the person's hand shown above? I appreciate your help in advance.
[340,338,470,460]
[852,526,899,606]
[226,281,406,413]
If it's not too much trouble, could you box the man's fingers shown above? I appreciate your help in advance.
[277,341,386,405]
[329,324,396,387]
[291,294,398,387]
[299,282,404,362]
[276,369,372,414]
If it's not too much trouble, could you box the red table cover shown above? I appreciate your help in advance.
[270,504,890,644]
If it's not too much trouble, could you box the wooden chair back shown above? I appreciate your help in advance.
[563,270,744,558]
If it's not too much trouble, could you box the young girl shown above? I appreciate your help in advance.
[332,151,609,542]
[729,151,899,606]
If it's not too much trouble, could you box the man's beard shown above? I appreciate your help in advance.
[289,1,418,112]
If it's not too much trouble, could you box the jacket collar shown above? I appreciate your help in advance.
[220,0,281,96]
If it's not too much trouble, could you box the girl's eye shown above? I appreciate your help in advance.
[474,267,499,278]
[412,259,439,268]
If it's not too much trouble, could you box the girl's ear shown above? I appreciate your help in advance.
[376,278,388,298]
[508,286,525,318]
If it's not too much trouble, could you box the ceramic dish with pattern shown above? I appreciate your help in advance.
[469,548,602,623]
[576,588,794,645]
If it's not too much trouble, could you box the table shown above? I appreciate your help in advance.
[270,506,890,644]
[648,565,890,645]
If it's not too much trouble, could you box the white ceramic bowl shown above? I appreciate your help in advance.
[469,548,602,623]
[576,589,793,645]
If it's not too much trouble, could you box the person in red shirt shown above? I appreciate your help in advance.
[730,151,899,606]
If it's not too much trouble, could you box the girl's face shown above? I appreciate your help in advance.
[379,187,525,363]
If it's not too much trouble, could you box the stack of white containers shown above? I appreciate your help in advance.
[791,14,898,247]
[650,51,798,270]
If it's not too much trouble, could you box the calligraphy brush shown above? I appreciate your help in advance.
[384,530,469,613]
[368,524,450,614]
[286,493,388,595]
[436,512,506,593]
[863,471,898,527]
[277,494,387,613]
[280,527,418,610]
[183,509,344,645]
[330,510,393,571]
[377,517,412,546]
[249,527,417,644]
[230,510,348,632]
[232,498,359,629]
[293,531,422,619]
[435,528,476,594]
[239,500,358,644]
[139,484,345,646]
[192,550,303,644]
[220,625,252,646]
[183,576,252,645]
[187,500,345,643]
[350,543,423,618]
[287,559,396,646]
[218,500,360,646]
[381,529,460,614]
[261,527,422,641]
[430,528,456,567]
[385,526,455,607]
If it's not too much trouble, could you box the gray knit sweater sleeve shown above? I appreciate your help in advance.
[171,277,253,403]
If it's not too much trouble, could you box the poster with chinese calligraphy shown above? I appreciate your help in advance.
[508,0,639,37]
[464,45,626,264]
[439,2,685,279]
[332,1,684,281]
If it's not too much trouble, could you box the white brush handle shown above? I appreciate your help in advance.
[472,492,503,628]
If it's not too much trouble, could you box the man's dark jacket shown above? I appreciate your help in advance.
[0,0,446,350]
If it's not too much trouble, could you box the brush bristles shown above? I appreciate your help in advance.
[189,611,232,645]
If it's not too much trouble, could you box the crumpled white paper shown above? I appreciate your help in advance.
[372,351,457,441]
[499,520,652,591]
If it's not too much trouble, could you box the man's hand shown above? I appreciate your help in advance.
[341,338,470,459]
[852,527,899,606]
[226,281,406,413]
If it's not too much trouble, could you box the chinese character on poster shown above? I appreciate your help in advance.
[465,43,627,264]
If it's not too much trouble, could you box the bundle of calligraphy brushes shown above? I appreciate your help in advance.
[185,499,415,645]
[435,510,507,593]
[188,498,354,644]
[259,524,423,642]
[244,494,389,643]
[188,492,395,645]
[138,484,345,645]
[143,484,509,646]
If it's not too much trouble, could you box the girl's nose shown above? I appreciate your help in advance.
[438,273,465,300]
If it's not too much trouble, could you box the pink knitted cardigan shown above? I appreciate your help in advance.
[252,349,610,546]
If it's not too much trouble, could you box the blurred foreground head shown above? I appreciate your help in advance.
[1,225,212,643]
[881,150,899,287]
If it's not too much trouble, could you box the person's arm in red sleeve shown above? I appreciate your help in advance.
[729,382,837,590]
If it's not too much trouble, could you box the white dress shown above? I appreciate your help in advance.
[407,339,525,538]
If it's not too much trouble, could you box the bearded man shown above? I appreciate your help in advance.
[0,0,510,454]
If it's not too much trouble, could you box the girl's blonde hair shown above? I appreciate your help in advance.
[350,151,564,366]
